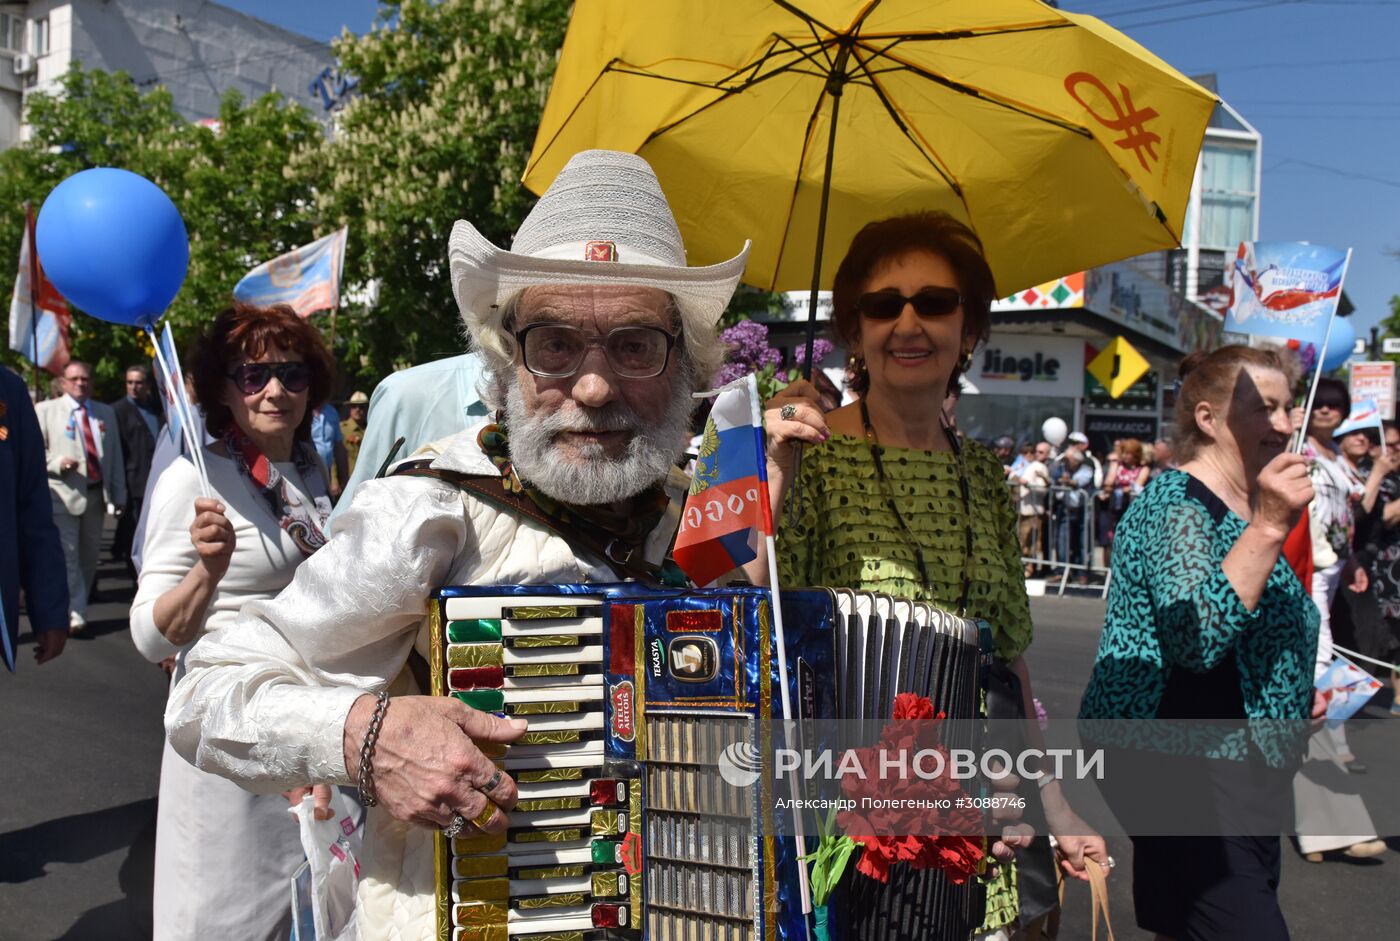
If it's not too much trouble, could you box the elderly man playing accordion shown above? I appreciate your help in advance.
[167,151,1025,939]
[165,150,751,938]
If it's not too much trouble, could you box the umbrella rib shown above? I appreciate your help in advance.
[861,21,1073,46]
[770,0,843,68]
[858,46,1090,137]
[847,47,965,202]
[525,62,620,181]
[633,36,844,144]
[767,81,838,292]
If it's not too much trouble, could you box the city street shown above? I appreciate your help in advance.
[1,553,1397,939]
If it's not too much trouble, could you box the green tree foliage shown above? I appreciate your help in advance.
[2,0,577,398]
[0,66,331,398]
[1379,294,1400,372]
[305,0,572,382]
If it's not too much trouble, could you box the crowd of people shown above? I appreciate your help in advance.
[0,148,1392,941]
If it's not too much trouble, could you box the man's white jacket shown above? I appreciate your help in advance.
[166,424,681,940]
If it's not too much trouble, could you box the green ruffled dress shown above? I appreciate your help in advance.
[776,433,1034,932]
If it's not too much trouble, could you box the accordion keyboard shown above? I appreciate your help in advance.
[441,595,637,940]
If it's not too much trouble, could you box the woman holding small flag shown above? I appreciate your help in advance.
[1078,345,1351,937]
[131,303,337,940]
[753,211,1109,939]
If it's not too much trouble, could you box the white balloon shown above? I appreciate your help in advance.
[1041,417,1068,447]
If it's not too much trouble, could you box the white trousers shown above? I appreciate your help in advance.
[52,495,105,622]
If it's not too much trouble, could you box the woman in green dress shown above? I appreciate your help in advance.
[751,211,1108,938]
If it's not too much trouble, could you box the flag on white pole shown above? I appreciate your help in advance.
[8,207,72,375]
[233,228,348,317]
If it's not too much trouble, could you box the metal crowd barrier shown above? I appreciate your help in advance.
[1006,481,1119,598]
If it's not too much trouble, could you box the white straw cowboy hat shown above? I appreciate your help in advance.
[448,150,749,355]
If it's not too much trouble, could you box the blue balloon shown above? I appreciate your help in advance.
[35,168,189,328]
[1321,316,1356,372]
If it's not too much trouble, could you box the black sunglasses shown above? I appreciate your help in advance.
[227,361,312,395]
[855,287,962,320]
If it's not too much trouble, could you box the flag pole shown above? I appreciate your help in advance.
[748,372,814,921]
[1292,248,1354,455]
[327,226,347,356]
[148,325,210,497]
[24,203,40,399]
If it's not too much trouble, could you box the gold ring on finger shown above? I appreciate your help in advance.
[471,799,500,830]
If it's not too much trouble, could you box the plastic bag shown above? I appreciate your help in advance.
[288,788,363,941]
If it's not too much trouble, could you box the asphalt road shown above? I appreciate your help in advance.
[0,549,1396,939]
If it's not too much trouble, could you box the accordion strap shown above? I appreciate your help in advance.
[392,463,658,582]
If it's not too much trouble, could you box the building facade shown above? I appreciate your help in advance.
[0,0,334,151]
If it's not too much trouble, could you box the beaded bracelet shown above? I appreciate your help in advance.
[356,690,390,808]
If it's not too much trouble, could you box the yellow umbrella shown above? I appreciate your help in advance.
[525,0,1216,360]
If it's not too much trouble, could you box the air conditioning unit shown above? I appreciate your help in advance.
[12,53,35,76]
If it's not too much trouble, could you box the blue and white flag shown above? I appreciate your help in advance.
[233,228,347,317]
[1224,241,1350,344]
[1334,398,1383,441]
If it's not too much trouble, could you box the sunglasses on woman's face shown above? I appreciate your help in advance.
[227,361,312,395]
[855,287,962,320]
[1313,399,1347,413]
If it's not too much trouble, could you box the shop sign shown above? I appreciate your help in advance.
[1083,263,1177,350]
[967,334,1084,397]
[1084,344,1158,412]
[1083,414,1159,455]
[1350,362,1395,420]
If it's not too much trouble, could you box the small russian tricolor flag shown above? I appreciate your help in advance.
[672,374,772,587]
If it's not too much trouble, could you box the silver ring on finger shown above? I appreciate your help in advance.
[443,813,467,838]
[780,403,797,421]
[482,769,504,794]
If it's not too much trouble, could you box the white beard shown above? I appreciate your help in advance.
[504,378,695,506]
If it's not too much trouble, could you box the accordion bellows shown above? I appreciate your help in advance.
[429,583,990,941]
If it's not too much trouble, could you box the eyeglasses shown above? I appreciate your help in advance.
[855,287,962,320]
[1313,400,1347,413]
[227,361,312,395]
[516,323,677,380]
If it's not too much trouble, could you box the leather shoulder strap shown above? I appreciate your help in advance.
[392,463,656,582]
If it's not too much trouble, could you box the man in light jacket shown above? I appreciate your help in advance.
[35,360,126,633]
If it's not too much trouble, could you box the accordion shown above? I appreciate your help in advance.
[429,584,992,941]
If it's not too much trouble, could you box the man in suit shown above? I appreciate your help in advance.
[110,364,161,575]
[0,367,69,670]
[36,360,126,634]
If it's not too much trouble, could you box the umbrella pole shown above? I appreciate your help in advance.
[801,66,846,382]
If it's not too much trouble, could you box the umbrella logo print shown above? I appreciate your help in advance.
[1064,72,1161,173]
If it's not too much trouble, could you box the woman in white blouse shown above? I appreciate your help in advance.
[131,303,337,940]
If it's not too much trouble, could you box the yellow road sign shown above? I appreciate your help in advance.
[1087,337,1151,398]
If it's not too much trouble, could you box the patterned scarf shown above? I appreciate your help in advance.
[476,421,671,553]
[224,424,333,557]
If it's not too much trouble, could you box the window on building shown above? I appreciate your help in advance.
[0,13,23,52]
[31,16,49,57]
[1197,141,1256,250]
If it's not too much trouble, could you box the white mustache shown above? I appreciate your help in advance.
[537,405,638,436]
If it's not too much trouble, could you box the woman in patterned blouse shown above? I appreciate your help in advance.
[1080,345,1322,940]
[751,211,1108,939]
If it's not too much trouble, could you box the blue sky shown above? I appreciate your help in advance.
[223,0,1400,338]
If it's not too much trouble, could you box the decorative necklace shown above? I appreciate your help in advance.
[860,399,975,614]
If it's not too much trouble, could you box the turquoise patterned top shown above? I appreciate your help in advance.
[776,433,1033,663]
[1080,469,1318,728]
